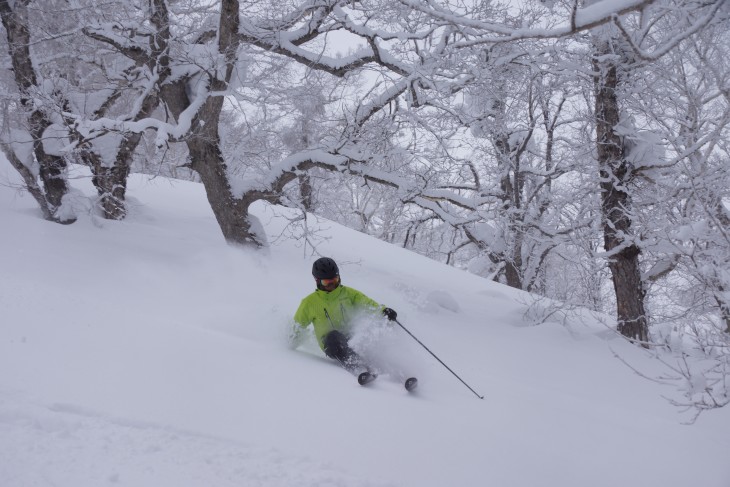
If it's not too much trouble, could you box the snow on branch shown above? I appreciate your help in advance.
[335,9,438,42]
[398,0,657,46]
[239,2,424,78]
[82,25,150,65]
[351,78,411,127]
[257,0,339,35]
[238,18,378,77]
[612,0,727,61]
[237,141,490,228]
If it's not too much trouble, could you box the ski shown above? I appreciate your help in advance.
[357,371,377,385]
[357,371,418,392]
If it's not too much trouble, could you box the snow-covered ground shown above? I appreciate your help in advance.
[1,156,728,487]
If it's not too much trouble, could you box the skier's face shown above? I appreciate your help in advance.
[318,275,340,292]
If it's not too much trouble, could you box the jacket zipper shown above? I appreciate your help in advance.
[324,308,336,331]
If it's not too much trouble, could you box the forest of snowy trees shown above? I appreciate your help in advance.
[2,0,729,415]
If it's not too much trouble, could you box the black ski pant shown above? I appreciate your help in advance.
[322,330,367,373]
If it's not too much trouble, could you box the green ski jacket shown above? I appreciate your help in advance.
[293,285,383,350]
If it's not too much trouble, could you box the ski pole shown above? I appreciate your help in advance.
[394,318,484,400]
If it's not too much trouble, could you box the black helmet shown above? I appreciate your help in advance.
[312,257,339,279]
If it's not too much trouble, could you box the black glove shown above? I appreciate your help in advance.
[382,307,397,321]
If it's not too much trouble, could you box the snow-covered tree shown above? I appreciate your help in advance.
[0,0,75,223]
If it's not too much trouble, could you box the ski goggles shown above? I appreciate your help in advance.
[319,276,340,286]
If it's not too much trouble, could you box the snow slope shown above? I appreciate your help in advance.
[1,157,728,487]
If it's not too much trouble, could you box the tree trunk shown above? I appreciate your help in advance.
[161,75,265,247]
[0,141,54,220]
[86,89,160,220]
[504,259,523,290]
[593,45,649,345]
[495,132,524,290]
[715,295,730,334]
[78,0,173,220]
[89,150,132,220]
[1,0,74,223]
[298,173,314,212]
[155,0,263,246]
[187,134,266,247]
[31,111,70,212]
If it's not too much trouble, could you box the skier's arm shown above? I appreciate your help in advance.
[350,288,397,321]
[293,301,311,328]
[287,320,306,349]
[349,288,387,313]
[350,289,381,310]
[290,300,311,349]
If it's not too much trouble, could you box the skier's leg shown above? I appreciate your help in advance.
[322,330,368,373]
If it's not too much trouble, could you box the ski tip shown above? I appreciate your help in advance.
[358,372,377,385]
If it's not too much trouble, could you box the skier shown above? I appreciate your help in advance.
[292,257,398,383]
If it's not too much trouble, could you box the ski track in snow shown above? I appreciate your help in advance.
[0,391,393,487]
